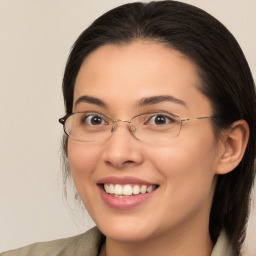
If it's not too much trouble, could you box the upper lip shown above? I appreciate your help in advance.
[97,176,158,185]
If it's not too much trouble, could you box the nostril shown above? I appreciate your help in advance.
[124,160,134,164]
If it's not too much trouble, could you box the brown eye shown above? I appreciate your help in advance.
[91,116,103,125]
[148,114,173,125]
[81,114,107,126]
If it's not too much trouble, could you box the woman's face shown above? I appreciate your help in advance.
[68,41,222,242]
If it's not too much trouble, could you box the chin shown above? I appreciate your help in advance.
[96,217,157,242]
[103,229,154,243]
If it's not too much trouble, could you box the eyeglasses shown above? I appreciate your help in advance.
[59,111,214,142]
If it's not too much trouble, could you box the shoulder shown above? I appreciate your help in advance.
[0,227,105,256]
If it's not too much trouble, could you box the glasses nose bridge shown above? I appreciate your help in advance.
[111,119,134,133]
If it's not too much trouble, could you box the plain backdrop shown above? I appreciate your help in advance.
[0,0,255,255]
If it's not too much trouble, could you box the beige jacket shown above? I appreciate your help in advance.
[0,227,235,256]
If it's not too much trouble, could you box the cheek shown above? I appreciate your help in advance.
[147,139,218,224]
[147,136,218,195]
[67,140,101,185]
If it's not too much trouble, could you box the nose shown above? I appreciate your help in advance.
[102,121,143,168]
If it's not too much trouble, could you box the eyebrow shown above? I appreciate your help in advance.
[137,95,187,108]
[74,94,187,109]
[74,95,107,108]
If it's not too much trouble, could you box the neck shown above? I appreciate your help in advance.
[100,226,213,256]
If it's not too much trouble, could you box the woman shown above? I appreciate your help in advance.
[2,1,255,255]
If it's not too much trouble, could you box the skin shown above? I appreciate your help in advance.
[68,41,227,256]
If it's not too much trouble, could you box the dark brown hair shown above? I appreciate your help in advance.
[61,1,256,254]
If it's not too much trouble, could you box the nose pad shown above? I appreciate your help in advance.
[110,120,136,138]
[111,122,118,133]
[129,124,136,134]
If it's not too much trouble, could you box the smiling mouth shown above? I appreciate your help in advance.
[103,184,158,197]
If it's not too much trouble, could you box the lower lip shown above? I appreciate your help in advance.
[99,186,157,210]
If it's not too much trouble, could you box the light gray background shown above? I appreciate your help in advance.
[0,0,255,255]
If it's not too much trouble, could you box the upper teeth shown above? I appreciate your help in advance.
[104,184,156,196]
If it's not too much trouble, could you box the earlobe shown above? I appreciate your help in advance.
[215,120,249,175]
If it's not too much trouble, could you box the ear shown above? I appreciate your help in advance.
[215,120,249,175]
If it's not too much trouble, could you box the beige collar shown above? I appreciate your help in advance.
[211,230,235,256]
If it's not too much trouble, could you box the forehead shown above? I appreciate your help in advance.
[73,40,212,115]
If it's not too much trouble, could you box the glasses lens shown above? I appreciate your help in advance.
[65,112,111,142]
[62,112,182,142]
[131,113,181,141]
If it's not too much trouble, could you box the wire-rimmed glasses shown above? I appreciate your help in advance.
[59,111,214,142]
